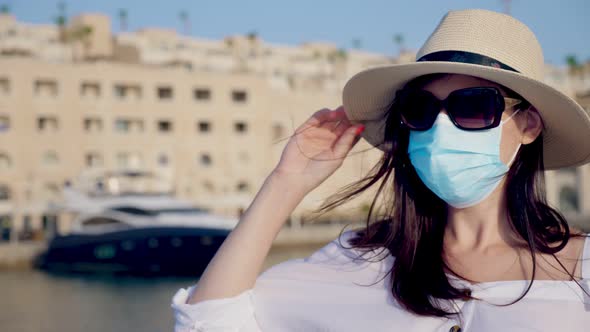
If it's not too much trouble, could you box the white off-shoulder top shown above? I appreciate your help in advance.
[171,230,590,332]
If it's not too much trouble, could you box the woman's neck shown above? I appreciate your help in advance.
[444,179,519,253]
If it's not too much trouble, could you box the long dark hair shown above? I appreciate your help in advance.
[305,73,589,319]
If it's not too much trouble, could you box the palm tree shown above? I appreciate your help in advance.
[55,2,67,43]
[179,10,190,35]
[246,30,258,41]
[70,25,93,60]
[393,33,404,55]
[566,54,579,68]
[224,38,234,49]
[246,30,259,58]
[336,48,347,60]
[565,54,582,75]
[352,38,362,50]
[118,9,128,32]
[565,54,584,75]
[0,4,10,14]
[327,48,347,64]
[51,1,92,60]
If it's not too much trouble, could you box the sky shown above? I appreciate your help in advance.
[4,0,589,66]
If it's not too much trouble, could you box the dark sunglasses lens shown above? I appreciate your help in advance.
[448,89,499,129]
[399,90,439,130]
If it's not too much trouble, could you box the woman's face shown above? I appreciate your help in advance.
[420,74,541,165]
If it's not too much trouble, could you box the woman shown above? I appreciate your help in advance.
[172,9,590,331]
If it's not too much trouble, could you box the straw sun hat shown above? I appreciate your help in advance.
[342,8,590,170]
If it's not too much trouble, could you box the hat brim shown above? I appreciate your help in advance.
[342,61,590,170]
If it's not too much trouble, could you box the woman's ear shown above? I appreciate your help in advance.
[519,105,543,144]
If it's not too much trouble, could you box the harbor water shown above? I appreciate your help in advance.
[0,243,324,332]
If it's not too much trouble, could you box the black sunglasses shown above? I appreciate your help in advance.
[396,86,524,131]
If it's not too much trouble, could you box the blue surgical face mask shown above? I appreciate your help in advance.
[407,111,521,208]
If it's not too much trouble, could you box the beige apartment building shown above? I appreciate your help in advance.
[0,12,588,242]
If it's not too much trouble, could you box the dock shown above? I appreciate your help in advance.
[0,242,46,270]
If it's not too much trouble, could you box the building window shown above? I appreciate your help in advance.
[202,181,214,193]
[199,153,212,166]
[236,181,250,193]
[42,151,59,166]
[113,84,142,100]
[197,121,211,133]
[85,152,103,167]
[84,117,103,133]
[114,119,130,132]
[42,214,59,236]
[559,185,579,212]
[157,86,173,100]
[41,183,60,201]
[0,153,11,170]
[37,116,59,132]
[272,123,285,140]
[80,81,101,99]
[0,185,11,200]
[0,214,12,242]
[157,153,169,167]
[116,153,129,168]
[234,121,248,134]
[21,215,33,240]
[231,89,247,103]
[113,85,124,98]
[116,152,142,169]
[194,88,211,101]
[238,151,249,162]
[34,79,58,97]
[157,120,173,133]
[114,118,143,133]
[0,78,9,95]
[0,116,10,132]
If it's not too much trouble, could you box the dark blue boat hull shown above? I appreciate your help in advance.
[34,227,231,276]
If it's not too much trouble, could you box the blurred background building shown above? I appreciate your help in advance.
[0,11,588,243]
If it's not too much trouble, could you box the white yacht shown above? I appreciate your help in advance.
[35,169,240,276]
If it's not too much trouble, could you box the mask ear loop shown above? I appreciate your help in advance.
[500,108,521,125]
[502,106,530,166]
[506,139,522,167]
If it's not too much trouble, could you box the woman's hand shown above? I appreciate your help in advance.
[272,105,365,194]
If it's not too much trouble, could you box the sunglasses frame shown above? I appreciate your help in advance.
[397,86,523,131]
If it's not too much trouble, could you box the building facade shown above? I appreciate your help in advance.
[0,12,588,242]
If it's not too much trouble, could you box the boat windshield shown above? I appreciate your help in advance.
[110,206,208,216]
[82,217,128,227]
[152,207,208,214]
[78,170,174,196]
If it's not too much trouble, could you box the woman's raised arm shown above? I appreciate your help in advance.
[186,105,365,304]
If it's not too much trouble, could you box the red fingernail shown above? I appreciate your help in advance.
[355,125,365,135]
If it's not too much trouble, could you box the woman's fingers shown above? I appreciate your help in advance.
[332,119,351,137]
[313,106,351,125]
[296,106,357,140]
[306,108,335,126]
[333,123,365,157]
[319,107,353,132]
